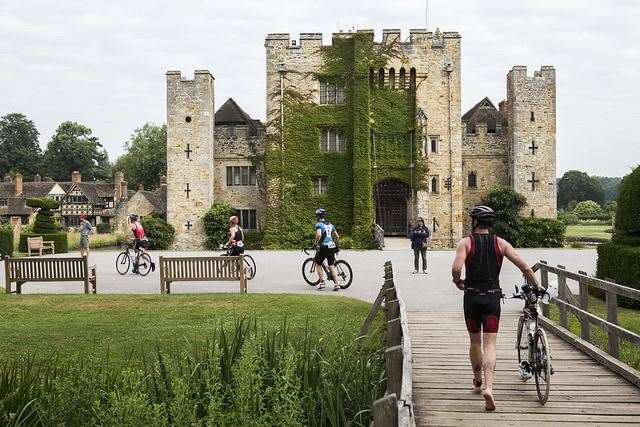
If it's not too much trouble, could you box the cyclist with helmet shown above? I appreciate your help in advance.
[129,214,149,274]
[226,215,245,256]
[451,205,540,411]
[314,208,340,291]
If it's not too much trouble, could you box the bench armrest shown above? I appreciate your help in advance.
[88,265,97,278]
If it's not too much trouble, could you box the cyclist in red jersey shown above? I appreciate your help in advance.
[129,214,150,274]
[451,206,539,411]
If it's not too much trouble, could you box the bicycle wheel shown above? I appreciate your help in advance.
[534,328,552,404]
[243,254,256,280]
[116,252,130,275]
[137,253,153,277]
[516,315,528,364]
[302,258,320,286]
[334,260,353,289]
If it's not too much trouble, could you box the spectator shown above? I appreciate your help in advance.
[409,217,431,274]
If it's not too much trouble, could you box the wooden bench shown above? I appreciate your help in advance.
[159,255,247,294]
[4,256,97,294]
[27,236,55,256]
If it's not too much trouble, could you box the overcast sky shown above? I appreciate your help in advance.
[1,0,638,177]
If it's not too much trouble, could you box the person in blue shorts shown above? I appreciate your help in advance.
[314,208,340,291]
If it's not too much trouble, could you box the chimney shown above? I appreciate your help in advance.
[43,176,53,182]
[138,183,144,191]
[34,174,41,182]
[3,174,11,183]
[71,171,82,183]
[14,173,23,195]
[121,181,128,201]
[114,171,124,200]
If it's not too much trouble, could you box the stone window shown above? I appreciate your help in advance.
[319,80,344,105]
[429,136,439,153]
[399,68,406,89]
[228,125,237,138]
[389,68,395,89]
[0,199,7,207]
[313,176,328,195]
[530,111,535,122]
[185,116,192,123]
[430,176,439,193]
[378,68,385,88]
[319,129,346,153]
[69,194,88,204]
[235,209,257,230]
[409,68,417,91]
[468,172,477,188]
[226,166,257,186]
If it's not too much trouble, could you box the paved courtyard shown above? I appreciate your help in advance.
[2,239,597,313]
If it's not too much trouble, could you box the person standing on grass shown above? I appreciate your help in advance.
[78,214,92,258]
[451,205,540,411]
[409,217,430,274]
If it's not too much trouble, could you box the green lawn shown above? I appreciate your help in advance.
[548,295,640,369]
[0,293,372,364]
[565,224,612,241]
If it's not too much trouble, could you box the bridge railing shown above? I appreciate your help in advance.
[533,260,640,386]
[360,261,415,427]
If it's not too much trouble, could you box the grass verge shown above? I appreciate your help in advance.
[565,224,612,241]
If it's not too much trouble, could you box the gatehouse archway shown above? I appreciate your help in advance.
[374,178,411,236]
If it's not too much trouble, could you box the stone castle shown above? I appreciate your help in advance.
[166,28,556,249]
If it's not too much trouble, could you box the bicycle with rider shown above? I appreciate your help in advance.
[314,208,340,291]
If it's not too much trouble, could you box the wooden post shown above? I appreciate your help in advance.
[239,255,247,293]
[359,286,385,337]
[159,256,165,294]
[4,256,11,294]
[606,289,619,358]
[82,255,89,294]
[383,278,394,289]
[385,286,397,301]
[385,299,400,322]
[385,345,403,399]
[578,270,591,341]
[540,261,549,317]
[372,393,398,426]
[386,318,402,347]
[557,265,567,328]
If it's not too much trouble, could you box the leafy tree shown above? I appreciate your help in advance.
[594,176,622,203]
[573,200,602,218]
[482,185,528,244]
[614,165,640,237]
[0,113,43,179]
[141,213,175,250]
[603,201,617,214]
[114,124,167,190]
[202,202,235,250]
[42,121,111,181]
[557,170,604,209]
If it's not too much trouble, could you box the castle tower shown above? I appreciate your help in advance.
[166,70,215,249]
[506,66,557,218]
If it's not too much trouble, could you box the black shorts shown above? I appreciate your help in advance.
[135,239,148,250]
[463,293,501,333]
[230,245,245,256]
[314,246,336,266]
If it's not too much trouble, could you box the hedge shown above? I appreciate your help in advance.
[0,224,13,257]
[141,215,175,250]
[19,232,68,254]
[615,165,640,235]
[596,242,640,309]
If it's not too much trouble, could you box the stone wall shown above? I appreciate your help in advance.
[166,70,215,249]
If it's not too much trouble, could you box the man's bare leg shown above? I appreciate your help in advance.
[482,332,497,411]
[315,262,325,287]
[468,332,483,393]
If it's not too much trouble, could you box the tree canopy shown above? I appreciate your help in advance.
[594,176,622,203]
[557,170,604,209]
[615,165,640,237]
[42,121,111,181]
[0,113,42,179]
[114,123,166,190]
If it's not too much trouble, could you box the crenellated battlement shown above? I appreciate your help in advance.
[508,65,555,82]
[265,28,461,50]
[165,69,215,83]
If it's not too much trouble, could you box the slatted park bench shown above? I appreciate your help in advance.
[4,255,97,294]
[159,255,248,294]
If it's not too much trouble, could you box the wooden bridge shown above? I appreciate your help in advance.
[371,261,640,426]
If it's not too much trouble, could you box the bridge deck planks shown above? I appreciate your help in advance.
[408,311,640,426]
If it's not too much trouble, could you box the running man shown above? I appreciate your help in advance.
[451,205,540,411]
[314,208,340,291]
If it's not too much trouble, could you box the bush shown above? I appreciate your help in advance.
[141,215,175,250]
[517,217,566,248]
[596,243,640,309]
[573,200,602,218]
[19,232,68,253]
[339,235,355,249]
[202,202,235,250]
[0,224,14,257]
[96,223,111,234]
[558,210,579,225]
[25,197,60,210]
[614,165,640,238]
[242,230,264,250]
[483,185,527,244]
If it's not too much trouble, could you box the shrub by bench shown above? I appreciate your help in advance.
[4,256,97,294]
[159,255,247,294]
[27,236,55,256]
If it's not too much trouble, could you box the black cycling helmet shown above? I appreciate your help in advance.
[315,208,326,220]
[129,213,139,222]
[469,205,495,228]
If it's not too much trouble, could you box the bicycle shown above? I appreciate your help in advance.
[116,240,154,276]
[512,282,554,404]
[301,246,353,289]
[219,246,256,280]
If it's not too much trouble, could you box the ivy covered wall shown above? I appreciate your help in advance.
[264,33,424,248]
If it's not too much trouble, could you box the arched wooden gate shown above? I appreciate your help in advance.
[374,179,411,236]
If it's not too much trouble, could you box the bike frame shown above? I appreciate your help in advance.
[521,305,539,366]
